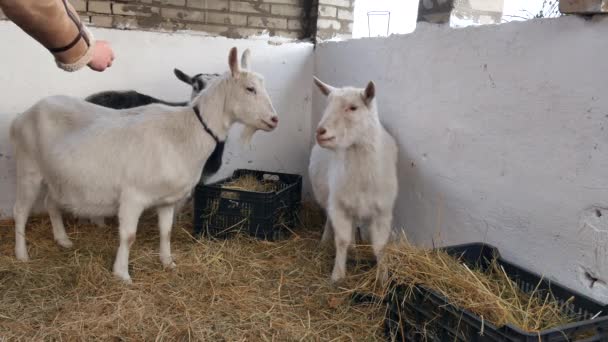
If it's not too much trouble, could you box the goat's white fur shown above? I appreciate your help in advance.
[79,67,223,228]
[308,77,398,283]
[10,47,277,283]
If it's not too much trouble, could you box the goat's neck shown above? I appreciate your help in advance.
[192,78,232,141]
[344,119,382,160]
[343,143,377,167]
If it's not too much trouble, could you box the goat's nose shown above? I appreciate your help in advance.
[316,127,326,136]
[271,116,278,124]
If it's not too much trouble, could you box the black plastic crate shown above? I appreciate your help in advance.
[193,169,302,241]
[385,243,608,342]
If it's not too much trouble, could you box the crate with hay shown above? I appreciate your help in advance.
[382,242,608,342]
[193,169,302,240]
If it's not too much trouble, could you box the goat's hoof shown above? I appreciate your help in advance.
[376,268,388,286]
[15,249,29,262]
[330,271,345,283]
[113,272,132,284]
[56,238,73,248]
[162,258,176,270]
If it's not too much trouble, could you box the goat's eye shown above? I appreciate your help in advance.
[349,105,358,111]
[246,87,256,94]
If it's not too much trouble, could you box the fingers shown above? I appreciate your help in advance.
[88,40,115,72]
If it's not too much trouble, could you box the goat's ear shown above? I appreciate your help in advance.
[362,81,375,106]
[241,49,251,70]
[229,47,240,78]
[313,76,334,96]
[174,68,192,85]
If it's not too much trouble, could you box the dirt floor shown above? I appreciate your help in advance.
[0,207,387,341]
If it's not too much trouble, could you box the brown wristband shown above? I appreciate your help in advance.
[55,29,95,72]
[49,31,85,53]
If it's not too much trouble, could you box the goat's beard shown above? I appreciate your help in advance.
[240,126,258,145]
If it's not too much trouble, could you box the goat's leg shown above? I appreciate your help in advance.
[113,200,144,283]
[76,216,105,227]
[328,207,353,282]
[369,214,392,284]
[45,195,72,248]
[359,225,371,244]
[172,196,188,222]
[90,216,106,227]
[157,205,176,269]
[321,219,334,245]
[13,159,42,261]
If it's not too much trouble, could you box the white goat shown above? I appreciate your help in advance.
[10,47,278,283]
[308,77,398,282]
[80,68,222,227]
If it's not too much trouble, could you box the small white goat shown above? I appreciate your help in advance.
[10,47,278,283]
[308,77,398,282]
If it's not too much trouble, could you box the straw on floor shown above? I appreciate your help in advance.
[0,175,577,340]
[0,204,385,341]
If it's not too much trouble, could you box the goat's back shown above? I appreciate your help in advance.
[10,96,207,216]
[11,96,117,154]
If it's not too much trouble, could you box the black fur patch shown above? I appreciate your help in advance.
[85,91,187,109]
[202,141,225,178]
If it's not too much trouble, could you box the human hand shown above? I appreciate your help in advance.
[87,40,115,72]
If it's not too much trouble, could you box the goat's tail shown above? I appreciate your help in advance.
[9,114,19,145]
[9,107,28,148]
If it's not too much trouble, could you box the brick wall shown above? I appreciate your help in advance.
[79,0,317,39]
[560,0,608,13]
[314,0,354,41]
[0,0,354,41]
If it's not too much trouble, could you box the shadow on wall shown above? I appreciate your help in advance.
[390,131,458,247]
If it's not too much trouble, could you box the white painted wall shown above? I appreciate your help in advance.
[314,16,608,302]
[0,22,313,217]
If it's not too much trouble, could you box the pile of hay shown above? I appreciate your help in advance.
[0,204,385,340]
[377,240,580,333]
[221,174,279,193]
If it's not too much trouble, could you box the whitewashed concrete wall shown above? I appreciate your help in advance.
[314,16,608,302]
[0,22,313,217]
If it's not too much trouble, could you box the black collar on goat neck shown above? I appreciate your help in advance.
[192,106,222,145]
